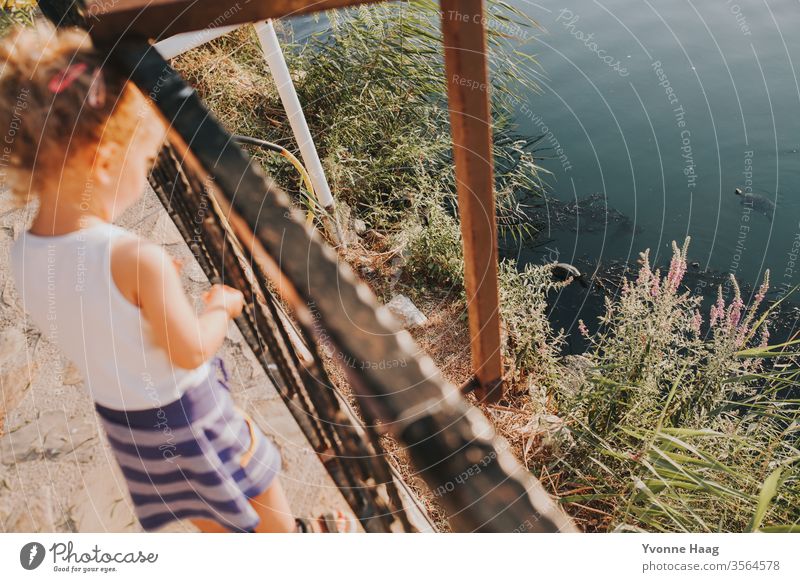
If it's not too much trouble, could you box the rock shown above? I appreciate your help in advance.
[4,485,58,532]
[522,413,574,459]
[290,69,307,84]
[184,260,208,284]
[364,229,386,243]
[358,265,376,278]
[248,398,299,448]
[342,228,360,246]
[0,363,36,433]
[1,277,20,310]
[385,295,428,329]
[0,194,19,216]
[69,463,139,532]
[221,345,255,388]
[150,212,184,246]
[0,409,97,465]
[526,378,547,410]
[562,354,592,372]
[353,218,367,235]
[0,327,35,432]
[335,201,353,226]
[0,326,25,361]
[60,362,83,387]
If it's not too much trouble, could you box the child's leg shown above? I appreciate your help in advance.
[249,478,296,533]
[190,479,295,533]
[191,517,230,533]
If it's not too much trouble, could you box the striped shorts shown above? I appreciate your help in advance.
[95,360,282,532]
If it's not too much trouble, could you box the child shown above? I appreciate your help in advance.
[2,23,353,533]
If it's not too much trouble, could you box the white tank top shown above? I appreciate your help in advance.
[10,222,210,411]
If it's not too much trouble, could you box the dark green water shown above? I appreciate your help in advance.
[509,0,800,302]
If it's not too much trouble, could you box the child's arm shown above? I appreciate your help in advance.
[111,237,244,369]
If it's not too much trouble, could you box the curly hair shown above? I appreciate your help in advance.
[0,21,143,205]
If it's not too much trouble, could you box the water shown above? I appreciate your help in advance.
[508,0,800,303]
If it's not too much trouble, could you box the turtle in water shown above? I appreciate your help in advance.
[735,187,775,220]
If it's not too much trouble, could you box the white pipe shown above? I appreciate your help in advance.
[154,23,243,60]
[255,20,335,210]
[153,20,336,213]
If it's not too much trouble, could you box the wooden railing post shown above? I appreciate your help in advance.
[440,0,504,402]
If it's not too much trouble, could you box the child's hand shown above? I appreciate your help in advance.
[203,284,245,319]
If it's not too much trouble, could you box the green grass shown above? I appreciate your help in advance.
[0,2,37,36]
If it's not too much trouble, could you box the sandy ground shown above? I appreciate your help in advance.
[0,185,351,532]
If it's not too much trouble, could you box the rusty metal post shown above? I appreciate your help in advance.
[440,0,504,402]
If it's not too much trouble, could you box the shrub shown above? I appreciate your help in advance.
[499,260,565,392]
[553,239,799,532]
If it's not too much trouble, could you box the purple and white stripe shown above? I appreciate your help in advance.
[96,364,281,532]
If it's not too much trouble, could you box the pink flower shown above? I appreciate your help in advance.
[709,288,725,328]
[728,297,744,330]
[650,277,661,298]
[691,310,702,336]
[666,239,688,292]
[578,320,589,338]
[727,277,744,330]
[637,250,652,288]
[753,270,770,309]
[759,323,770,348]
[709,308,719,327]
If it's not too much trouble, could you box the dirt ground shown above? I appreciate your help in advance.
[0,186,352,532]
